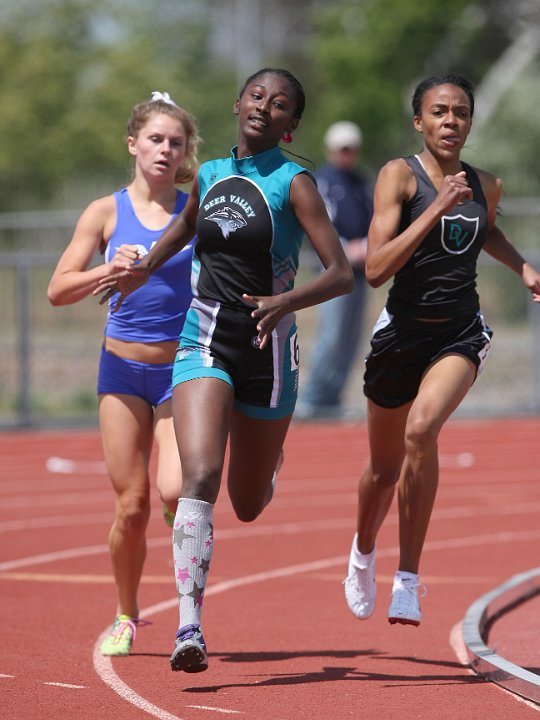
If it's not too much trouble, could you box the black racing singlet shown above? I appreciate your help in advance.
[193,145,308,312]
[386,155,488,319]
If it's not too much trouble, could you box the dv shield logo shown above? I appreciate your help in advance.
[440,214,479,254]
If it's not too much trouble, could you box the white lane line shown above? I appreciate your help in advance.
[46,457,107,474]
[94,530,540,720]
[92,640,187,720]
[43,453,474,476]
[0,543,110,572]
[0,518,359,572]
[186,707,243,715]
[0,521,350,572]
[0,477,103,494]
[4,486,540,515]
[2,678,87,689]
[0,513,113,533]
[4,509,540,574]
[449,621,471,667]
[4,481,537,533]
[1,490,111,510]
[439,452,475,467]
[93,555,349,720]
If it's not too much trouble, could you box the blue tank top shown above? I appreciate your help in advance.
[386,155,488,319]
[104,187,193,342]
[193,145,310,312]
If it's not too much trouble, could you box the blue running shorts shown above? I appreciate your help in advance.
[97,345,174,407]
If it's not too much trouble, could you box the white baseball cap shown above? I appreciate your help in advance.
[324,121,362,150]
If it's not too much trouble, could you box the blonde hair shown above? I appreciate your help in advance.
[127,96,201,184]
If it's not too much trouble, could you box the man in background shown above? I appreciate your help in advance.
[297,121,373,419]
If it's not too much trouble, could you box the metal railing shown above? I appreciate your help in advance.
[1,205,539,428]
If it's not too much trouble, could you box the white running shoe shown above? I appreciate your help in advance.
[388,575,427,626]
[343,538,376,620]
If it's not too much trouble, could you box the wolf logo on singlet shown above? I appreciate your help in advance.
[174,145,308,419]
[206,207,247,239]
[191,145,308,310]
[196,175,274,305]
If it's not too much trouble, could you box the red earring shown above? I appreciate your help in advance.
[282,131,293,144]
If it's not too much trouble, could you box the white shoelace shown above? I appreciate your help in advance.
[392,581,427,611]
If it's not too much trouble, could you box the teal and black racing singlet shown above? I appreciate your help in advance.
[386,155,488,320]
[193,145,310,312]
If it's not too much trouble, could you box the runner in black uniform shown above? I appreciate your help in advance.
[344,75,540,627]
[96,68,353,672]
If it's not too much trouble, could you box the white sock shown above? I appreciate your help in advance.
[351,533,375,568]
[394,570,418,589]
[172,498,214,629]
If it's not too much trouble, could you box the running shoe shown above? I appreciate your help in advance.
[343,538,376,619]
[163,503,175,528]
[388,575,427,626]
[100,615,146,656]
[170,624,208,673]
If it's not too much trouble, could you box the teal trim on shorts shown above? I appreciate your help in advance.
[172,364,233,389]
[234,398,296,420]
[172,364,295,419]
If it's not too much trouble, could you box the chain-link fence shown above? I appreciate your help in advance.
[1,204,539,429]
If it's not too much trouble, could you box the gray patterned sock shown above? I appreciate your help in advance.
[172,498,214,629]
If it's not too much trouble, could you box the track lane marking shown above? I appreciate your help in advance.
[4,507,540,572]
[94,530,540,720]
[185,707,242,715]
[0,572,173,583]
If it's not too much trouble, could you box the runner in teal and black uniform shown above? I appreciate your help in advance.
[177,144,310,418]
[96,68,354,673]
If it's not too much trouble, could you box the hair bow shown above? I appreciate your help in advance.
[150,91,178,107]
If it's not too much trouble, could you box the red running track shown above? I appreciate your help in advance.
[1,417,540,719]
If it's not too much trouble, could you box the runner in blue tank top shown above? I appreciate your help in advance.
[344,75,540,628]
[48,92,200,656]
[96,68,354,673]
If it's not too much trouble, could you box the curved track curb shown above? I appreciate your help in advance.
[462,567,540,704]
